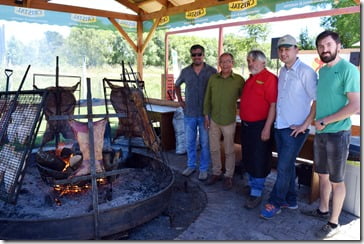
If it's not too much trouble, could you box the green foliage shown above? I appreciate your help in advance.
[320,0,360,48]
[169,35,218,68]
[64,28,116,67]
[298,28,315,50]
[143,30,166,66]
[6,37,33,65]
[108,32,136,65]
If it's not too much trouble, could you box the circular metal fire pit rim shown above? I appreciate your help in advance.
[0,154,176,240]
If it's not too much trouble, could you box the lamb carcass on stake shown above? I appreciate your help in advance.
[34,83,79,146]
[108,81,160,153]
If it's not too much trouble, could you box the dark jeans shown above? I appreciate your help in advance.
[269,128,309,207]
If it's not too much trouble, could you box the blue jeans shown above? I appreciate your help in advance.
[248,174,266,197]
[269,128,309,207]
[184,116,210,172]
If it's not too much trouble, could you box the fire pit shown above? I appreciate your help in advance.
[0,151,174,240]
[0,64,175,239]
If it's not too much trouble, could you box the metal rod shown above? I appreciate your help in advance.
[0,65,30,143]
[55,56,60,148]
[86,77,100,240]
[4,69,13,98]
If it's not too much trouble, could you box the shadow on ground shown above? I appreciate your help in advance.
[103,170,207,240]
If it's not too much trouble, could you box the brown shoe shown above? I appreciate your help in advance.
[244,196,262,209]
[206,174,222,185]
[223,177,233,191]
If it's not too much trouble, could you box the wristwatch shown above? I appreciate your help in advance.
[320,120,325,126]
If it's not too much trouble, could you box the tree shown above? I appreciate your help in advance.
[224,21,271,75]
[320,0,360,48]
[143,30,165,66]
[37,31,65,65]
[108,32,135,66]
[64,28,116,67]
[298,28,315,50]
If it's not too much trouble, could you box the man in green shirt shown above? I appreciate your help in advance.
[203,52,245,190]
[301,30,360,239]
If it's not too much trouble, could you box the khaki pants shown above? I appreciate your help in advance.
[209,120,236,178]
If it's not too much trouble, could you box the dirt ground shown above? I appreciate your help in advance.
[103,170,207,240]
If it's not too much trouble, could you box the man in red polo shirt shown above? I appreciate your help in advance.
[239,50,278,209]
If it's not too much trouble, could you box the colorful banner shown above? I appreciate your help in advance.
[0,0,341,32]
[0,5,136,32]
[143,0,334,31]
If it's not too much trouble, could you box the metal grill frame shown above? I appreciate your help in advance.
[0,90,47,203]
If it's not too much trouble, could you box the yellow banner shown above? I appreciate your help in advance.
[71,14,96,23]
[159,16,170,26]
[229,0,257,12]
[185,8,206,20]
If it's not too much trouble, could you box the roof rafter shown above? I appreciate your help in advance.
[140,0,242,21]
[0,0,139,21]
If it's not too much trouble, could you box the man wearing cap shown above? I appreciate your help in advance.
[260,34,317,219]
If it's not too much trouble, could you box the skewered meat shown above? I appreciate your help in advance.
[0,100,16,143]
[34,84,79,146]
[68,119,107,177]
[6,104,38,144]
[0,144,23,193]
[108,82,160,153]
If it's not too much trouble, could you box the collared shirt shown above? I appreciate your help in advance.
[316,59,360,133]
[240,68,278,122]
[203,72,244,125]
[175,63,217,117]
[275,58,317,129]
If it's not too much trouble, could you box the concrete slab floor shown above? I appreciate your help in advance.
[161,150,360,241]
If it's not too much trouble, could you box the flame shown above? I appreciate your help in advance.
[61,154,72,172]
[53,178,108,196]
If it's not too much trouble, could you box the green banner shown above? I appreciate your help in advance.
[143,0,334,31]
[0,5,136,33]
[0,0,350,32]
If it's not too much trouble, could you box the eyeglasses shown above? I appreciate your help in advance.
[191,53,203,57]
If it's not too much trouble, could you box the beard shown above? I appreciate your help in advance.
[319,49,338,63]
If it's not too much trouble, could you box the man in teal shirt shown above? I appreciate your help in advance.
[203,52,244,190]
[302,30,360,239]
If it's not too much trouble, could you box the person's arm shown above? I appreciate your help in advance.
[290,101,316,137]
[203,78,212,129]
[261,103,276,141]
[174,85,185,108]
[315,92,360,130]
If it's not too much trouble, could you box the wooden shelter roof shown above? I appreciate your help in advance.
[0,0,243,22]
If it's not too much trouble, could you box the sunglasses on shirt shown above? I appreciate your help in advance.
[191,53,203,57]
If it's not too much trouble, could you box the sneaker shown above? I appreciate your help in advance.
[242,185,251,196]
[244,196,262,209]
[281,202,298,210]
[315,223,341,239]
[206,174,222,185]
[223,177,233,191]
[260,203,281,219]
[301,208,329,220]
[182,167,195,177]
[198,171,208,181]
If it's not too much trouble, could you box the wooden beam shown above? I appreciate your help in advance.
[141,17,161,53]
[114,0,140,13]
[108,18,137,52]
[0,0,139,21]
[136,20,144,79]
[141,0,239,21]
